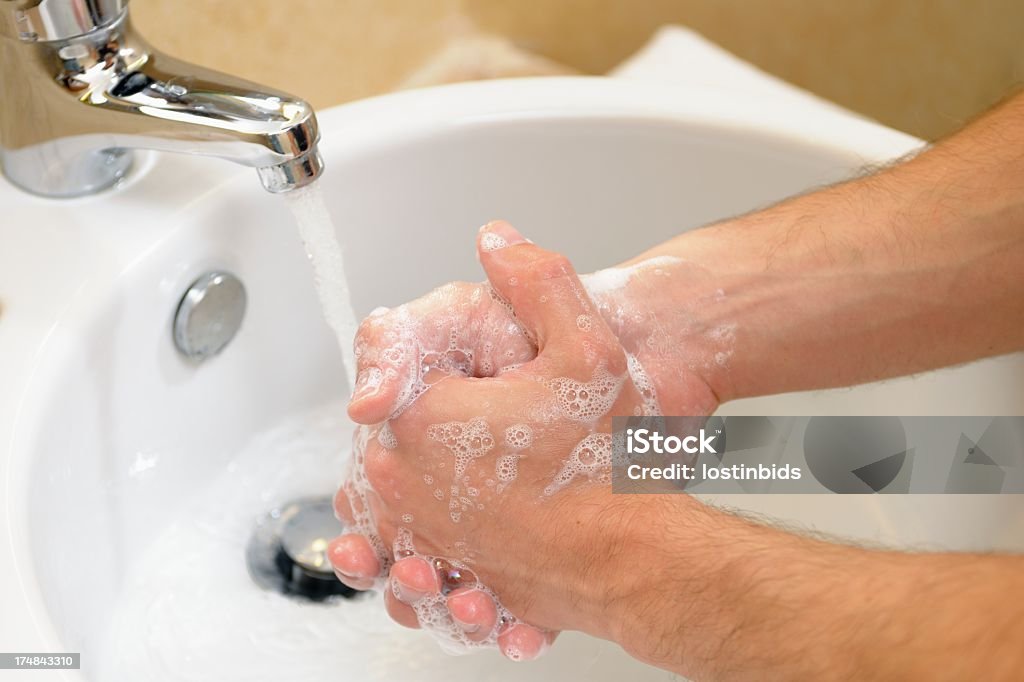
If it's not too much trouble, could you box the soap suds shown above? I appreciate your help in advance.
[544,365,625,423]
[544,433,613,496]
[580,256,682,299]
[503,424,533,449]
[480,232,508,252]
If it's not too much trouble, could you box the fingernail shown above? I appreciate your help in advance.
[334,558,371,577]
[452,615,481,634]
[328,541,375,579]
[393,579,427,604]
[351,366,383,401]
[334,568,359,581]
[500,624,549,662]
[480,220,527,251]
[334,569,373,590]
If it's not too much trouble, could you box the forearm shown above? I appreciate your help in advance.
[622,93,1024,403]
[596,497,1024,681]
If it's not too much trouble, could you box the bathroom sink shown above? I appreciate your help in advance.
[2,77,1024,681]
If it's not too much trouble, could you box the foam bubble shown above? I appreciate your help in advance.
[358,285,537,419]
[708,323,737,343]
[626,353,661,416]
[357,365,383,393]
[580,256,682,299]
[377,422,398,449]
[544,433,613,496]
[544,365,624,422]
[388,527,531,655]
[480,232,508,252]
[503,424,533,449]
[427,417,497,523]
[495,454,522,493]
[427,417,495,478]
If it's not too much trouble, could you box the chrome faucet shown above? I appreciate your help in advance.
[0,0,323,197]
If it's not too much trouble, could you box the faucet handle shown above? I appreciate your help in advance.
[1,0,127,42]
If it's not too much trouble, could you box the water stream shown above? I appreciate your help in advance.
[285,183,360,385]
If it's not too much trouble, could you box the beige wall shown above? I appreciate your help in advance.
[133,0,1024,140]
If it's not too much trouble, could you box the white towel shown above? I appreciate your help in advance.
[611,26,868,122]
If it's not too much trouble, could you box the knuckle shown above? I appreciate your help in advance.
[564,333,625,375]
[333,487,353,521]
[363,445,399,496]
[595,337,628,371]
[389,388,441,434]
[426,280,473,306]
[356,313,386,341]
[532,252,575,280]
[605,346,629,375]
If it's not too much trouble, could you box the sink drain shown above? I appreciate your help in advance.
[246,497,363,602]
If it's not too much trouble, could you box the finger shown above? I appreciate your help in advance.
[332,486,354,525]
[348,366,391,425]
[327,534,380,588]
[384,578,422,629]
[476,221,619,357]
[348,308,417,424]
[498,622,555,662]
[390,556,440,603]
[447,587,498,641]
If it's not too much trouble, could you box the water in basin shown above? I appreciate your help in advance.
[94,401,667,682]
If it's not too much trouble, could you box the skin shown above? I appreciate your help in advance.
[330,92,1024,679]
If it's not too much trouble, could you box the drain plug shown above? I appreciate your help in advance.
[246,497,362,602]
[173,270,246,361]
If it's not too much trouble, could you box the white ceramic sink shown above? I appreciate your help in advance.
[2,77,1024,681]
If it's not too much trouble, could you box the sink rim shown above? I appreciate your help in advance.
[0,75,924,675]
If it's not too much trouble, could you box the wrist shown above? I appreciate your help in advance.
[582,258,727,414]
[587,495,726,654]
[598,495,749,674]
[598,496,881,680]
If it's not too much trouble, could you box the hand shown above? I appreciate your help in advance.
[329,221,721,661]
[347,224,723,425]
[346,278,536,424]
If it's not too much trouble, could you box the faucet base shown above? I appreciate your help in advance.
[1,145,133,199]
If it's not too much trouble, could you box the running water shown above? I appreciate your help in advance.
[285,184,360,385]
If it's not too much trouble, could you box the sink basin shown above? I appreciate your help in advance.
[2,76,1023,681]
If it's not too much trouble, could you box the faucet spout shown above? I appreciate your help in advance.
[0,1,323,197]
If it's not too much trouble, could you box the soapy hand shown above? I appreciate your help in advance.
[328,221,721,660]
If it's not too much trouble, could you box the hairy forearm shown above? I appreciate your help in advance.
[624,92,1024,403]
[596,497,1024,681]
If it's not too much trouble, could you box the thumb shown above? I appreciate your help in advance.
[476,221,614,356]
